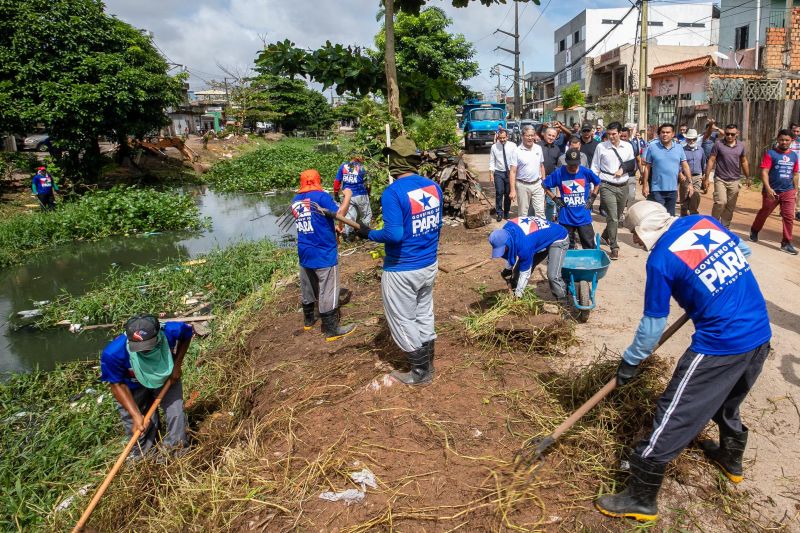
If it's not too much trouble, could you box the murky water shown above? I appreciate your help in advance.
[0,187,295,375]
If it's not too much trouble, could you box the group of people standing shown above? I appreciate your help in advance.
[490,118,800,256]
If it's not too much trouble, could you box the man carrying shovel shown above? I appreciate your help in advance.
[100,315,193,460]
[595,201,771,522]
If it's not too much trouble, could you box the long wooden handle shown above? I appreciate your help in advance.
[72,378,175,532]
[546,312,690,445]
[318,207,363,230]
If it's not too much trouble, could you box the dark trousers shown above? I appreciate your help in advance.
[647,190,677,216]
[493,171,511,219]
[562,223,596,249]
[37,192,55,211]
[635,342,770,464]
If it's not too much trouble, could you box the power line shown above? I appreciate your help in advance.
[519,0,553,45]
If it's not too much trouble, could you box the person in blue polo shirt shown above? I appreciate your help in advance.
[31,166,58,211]
[292,169,355,341]
[544,149,601,249]
[100,315,193,459]
[595,201,771,523]
[642,123,693,216]
[333,155,371,241]
[488,216,569,300]
[359,136,442,386]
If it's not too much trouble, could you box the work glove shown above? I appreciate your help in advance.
[500,268,513,287]
[586,195,597,211]
[616,360,640,386]
[356,223,371,240]
[553,197,567,209]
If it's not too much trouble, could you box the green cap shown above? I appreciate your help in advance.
[383,135,418,157]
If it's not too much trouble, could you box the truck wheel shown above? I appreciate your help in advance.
[467,142,474,154]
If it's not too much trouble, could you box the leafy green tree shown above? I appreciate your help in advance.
[560,83,586,108]
[0,0,185,182]
[408,103,461,149]
[253,75,334,132]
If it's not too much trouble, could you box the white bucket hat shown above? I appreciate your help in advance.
[624,201,677,250]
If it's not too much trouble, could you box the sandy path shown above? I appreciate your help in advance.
[465,149,800,527]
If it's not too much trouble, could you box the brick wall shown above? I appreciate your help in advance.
[765,27,785,69]
[792,8,800,70]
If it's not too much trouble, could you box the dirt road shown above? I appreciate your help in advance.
[465,149,800,527]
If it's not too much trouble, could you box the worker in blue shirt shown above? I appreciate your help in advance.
[31,166,58,210]
[595,201,771,523]
[333,155,371,241]
[358,136,442,385]
[488,216,569,299]
[543,149,601,249]
[100,315,193,459]
[293,169,355,341]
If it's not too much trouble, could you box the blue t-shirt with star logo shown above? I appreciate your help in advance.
[543,166,601,227]
[501,216,568,272]
[335,162,368,196]
[368,174,443,272]
[291,190,339,269]
[644,215,770,355]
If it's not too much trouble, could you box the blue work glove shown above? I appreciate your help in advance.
[616,360,640,386]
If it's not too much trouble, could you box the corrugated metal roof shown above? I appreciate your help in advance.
[651,55,715,76]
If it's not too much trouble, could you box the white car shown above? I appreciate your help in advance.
[22,133,50,151]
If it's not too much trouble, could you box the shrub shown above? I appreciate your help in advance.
[408,103,461,150]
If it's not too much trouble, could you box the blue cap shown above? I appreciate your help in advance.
[488,229,509,258]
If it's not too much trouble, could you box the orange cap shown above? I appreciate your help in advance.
[298,169,322,193]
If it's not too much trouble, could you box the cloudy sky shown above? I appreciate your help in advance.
[104,0,630,98]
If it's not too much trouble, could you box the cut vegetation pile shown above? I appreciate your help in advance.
[206,139,345,192]
[0,186,202,268]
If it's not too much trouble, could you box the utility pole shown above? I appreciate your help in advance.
[638,0,648,132]
[521,60,526,118]
[495,1,520,118]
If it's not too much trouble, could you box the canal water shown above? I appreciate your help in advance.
[0,187,295,375]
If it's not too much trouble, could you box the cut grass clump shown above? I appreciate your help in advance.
[38,239,297,328]
[0,186,203,268]
[206,138,345,192]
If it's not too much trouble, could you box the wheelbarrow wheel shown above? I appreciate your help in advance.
[576,281,591,323]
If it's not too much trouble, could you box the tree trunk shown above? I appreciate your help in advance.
[384,0,403,124]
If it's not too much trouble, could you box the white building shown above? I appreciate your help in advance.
[552,3,719,92]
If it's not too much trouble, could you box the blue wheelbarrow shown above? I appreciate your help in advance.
[561,235,611,323]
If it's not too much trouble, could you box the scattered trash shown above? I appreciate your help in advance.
[620,459,631,472]
[69,323,82,333]
[33,300,50,307]
[471,428,483,438]
[17,309,42,319]
[319,488,365,505]
[55,484,92,512]
[366,374,396,392]
[350,468,377,489]
[96,394,105,404]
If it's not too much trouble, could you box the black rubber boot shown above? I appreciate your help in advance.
[422,339,435,374]
[302,303,317,331]
[700,425,748,484]
[390,346,432,386]
[339,287,352,306]
[320,309,355,341]
[595,454,665,522]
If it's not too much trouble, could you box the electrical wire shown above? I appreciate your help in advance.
[519,0,553,45]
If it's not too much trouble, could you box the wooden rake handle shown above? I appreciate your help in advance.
[535,312,690,456]
[311,202,363,231]
[72,378,175,533]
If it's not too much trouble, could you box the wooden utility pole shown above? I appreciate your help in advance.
[495,2,521,117]
[384,0,403,123]
[638,0,648,132]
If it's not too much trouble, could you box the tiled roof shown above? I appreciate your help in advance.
[651,55,715,76]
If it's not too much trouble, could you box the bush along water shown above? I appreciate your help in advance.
[4,240,297,531]
[0,186,203,268]
[38,239,297,328]
[205,138,344,192]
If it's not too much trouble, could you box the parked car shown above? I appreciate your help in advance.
[21,132,50,151]
[505,120,521,144]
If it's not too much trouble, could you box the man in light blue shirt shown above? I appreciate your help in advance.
[643,123,693,216]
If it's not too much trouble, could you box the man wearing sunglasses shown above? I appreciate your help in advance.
[100,315,193,460]
[705,124,750,228]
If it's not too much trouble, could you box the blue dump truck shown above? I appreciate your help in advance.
[461,99,507,153]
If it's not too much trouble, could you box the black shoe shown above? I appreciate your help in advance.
[781,242,798,255]
[320,309,355,341]
[496,214,503,222]
[390,346,432,385]
[749,230,758,242]
[595,454,665,522]
[422,339,435,374]
[700,426,748,484]
[795,212,800,222]
[302,303,317,331]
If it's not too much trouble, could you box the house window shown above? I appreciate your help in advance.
[602,19,622,24]
[648,21,664,26]
[677,22,706,28]
[574,30,581,43]
[735,24,749,50]
[573,66,582,81]
[559,39,566,52]
[558,71,568,86]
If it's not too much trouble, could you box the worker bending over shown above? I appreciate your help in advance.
[595,201,771,522]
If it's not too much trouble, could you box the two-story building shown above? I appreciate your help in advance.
[718,0,792,67]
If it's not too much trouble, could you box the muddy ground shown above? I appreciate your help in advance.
[213,164,799,532]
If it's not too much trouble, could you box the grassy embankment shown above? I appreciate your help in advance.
[1,239,297,531]
[0,187,203,268]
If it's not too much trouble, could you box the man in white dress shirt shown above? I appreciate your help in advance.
[510,125,546,218]
[591,121,636,259]
[489,129,518,221]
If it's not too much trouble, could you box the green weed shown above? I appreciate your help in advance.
[0,187,203,268]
